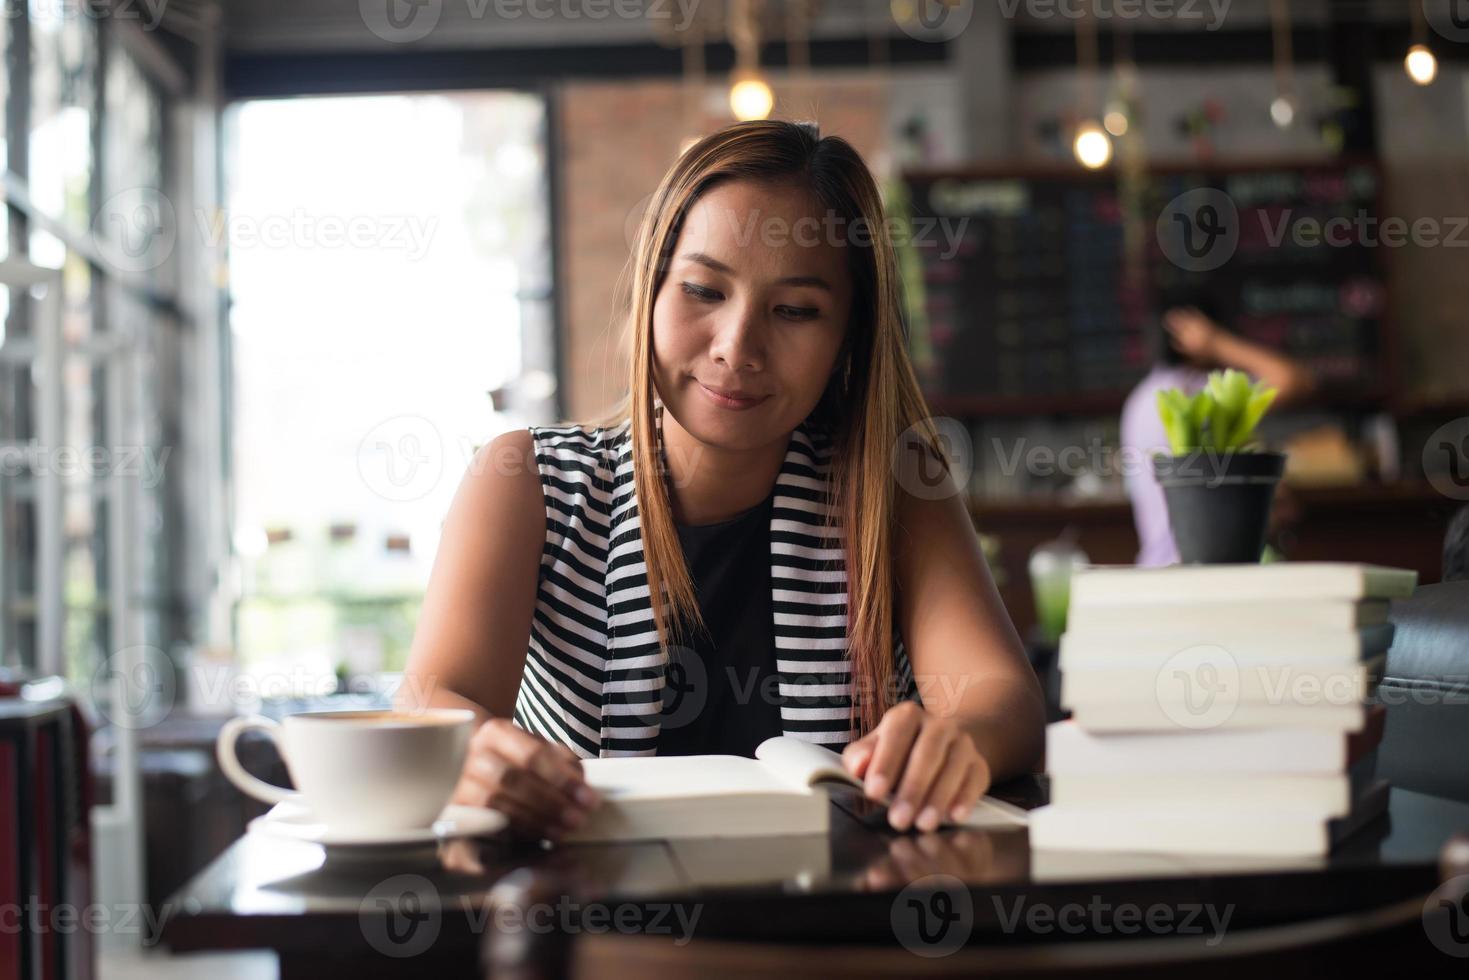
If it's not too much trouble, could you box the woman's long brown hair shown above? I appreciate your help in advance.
[607,120,943,737]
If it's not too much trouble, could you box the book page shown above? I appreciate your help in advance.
[756,736,1029,829]
[581,754,796,801]
[958,796,1030,828]
[754,736,861,791]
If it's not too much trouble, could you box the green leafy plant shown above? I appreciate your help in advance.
[1156,369,1278,454]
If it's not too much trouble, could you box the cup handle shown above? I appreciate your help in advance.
[217,714,295,806]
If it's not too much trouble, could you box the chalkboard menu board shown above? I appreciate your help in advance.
[902,162,1386,411]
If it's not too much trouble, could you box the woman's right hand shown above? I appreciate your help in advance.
[452,718,601,839]
[1162,306,1222,363]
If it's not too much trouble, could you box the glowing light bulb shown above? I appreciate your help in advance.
[1269,95,1295,129]
[1103,110,1129,137]
[729,75,774,121]
[1405,44,1438,86]
[1073,123,1112,169]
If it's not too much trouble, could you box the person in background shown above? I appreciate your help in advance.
[1120,304,1317,566]
[1444,504,1469,582]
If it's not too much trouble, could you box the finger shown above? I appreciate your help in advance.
[452,751,511,808]
[890,723,956,831]
[438,839,485,875]
[887,836,940,882]
[484,771,587,838]
[914,832,953,862]
[915,744,974,832]
[487,721,598,805]
[464,752,572,834]
[497,797,561,841]
[459,741,587,835]
[451,777,493,809]
[842,732,878,780]
[863,858,903,892]
[496,788,578,839]
[887,835,921,868]
[864,707,923,802]
[549,742,602,808]
[471,749,581,824]
[948,830,996,875]
[949,752,994,823]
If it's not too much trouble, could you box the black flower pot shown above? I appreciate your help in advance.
[1153,450,1286,564]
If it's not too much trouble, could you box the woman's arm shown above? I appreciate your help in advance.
[399,429,544,720]
[1165,306,1317,407]
[398,430,600,837]
[842,479,1046,832]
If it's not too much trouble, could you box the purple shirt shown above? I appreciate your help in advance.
[1120,365,1208,567]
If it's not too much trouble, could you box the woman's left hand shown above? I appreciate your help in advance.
[841,701,992,833]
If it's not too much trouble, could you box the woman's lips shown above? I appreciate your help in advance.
[696,381,768,411]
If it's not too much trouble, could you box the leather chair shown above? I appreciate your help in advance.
[1379,581,1469,802]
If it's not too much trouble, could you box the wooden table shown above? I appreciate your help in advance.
[157,778,1469,978]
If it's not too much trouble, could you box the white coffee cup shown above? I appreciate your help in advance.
[216,708,474,833]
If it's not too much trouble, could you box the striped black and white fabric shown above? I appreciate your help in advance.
[512,410,917,758]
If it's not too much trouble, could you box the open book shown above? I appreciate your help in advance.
[561,736,1030,843]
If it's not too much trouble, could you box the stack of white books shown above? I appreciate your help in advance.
[1028,562,1417,857]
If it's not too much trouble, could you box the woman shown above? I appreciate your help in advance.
[402,120,1043,839]
[1121,303,1316,566]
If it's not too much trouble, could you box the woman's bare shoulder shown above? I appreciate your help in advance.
[455,429,545,544]
[453,418,625,558]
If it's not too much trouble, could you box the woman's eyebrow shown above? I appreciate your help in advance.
[680,251,734,274]
[679,251,833,292]
[776,274,833,292]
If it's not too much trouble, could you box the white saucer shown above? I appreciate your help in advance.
[248,799,508,847]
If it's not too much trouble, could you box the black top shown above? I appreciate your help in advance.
[656,489,784,758]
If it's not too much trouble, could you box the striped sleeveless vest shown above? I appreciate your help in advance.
[513,412,916,758]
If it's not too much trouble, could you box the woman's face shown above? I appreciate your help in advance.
[651,179,853,452]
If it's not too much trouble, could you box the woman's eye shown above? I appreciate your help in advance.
[776,305,819,321]
[681,282,722,302]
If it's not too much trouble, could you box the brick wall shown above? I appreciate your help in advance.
[554,72,891,421]
[552,65,1469,418]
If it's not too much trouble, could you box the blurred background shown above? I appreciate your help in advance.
[2,0,1469,976]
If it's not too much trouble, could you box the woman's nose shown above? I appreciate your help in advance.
[708,303,766,372]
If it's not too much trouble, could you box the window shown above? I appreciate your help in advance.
[0,9,177,686]
[225,91,554,695]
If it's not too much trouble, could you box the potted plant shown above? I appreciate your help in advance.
[1154,369,1285,564]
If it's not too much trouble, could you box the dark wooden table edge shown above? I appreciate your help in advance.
[154,779,1466,957]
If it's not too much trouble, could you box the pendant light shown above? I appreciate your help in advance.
[729,0,773,121]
